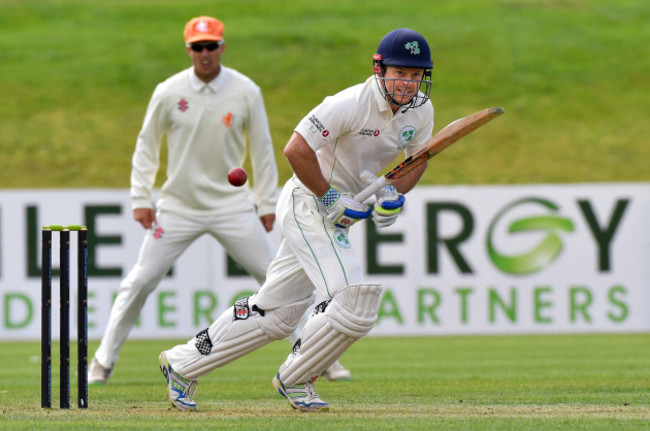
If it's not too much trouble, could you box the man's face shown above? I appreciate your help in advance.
[186,40,224,83]
[382,66,424,106]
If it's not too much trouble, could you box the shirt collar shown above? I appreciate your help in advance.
[188,66,227,93]
[368,75,393,114]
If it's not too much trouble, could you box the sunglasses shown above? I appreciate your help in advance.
[189,42,222,52]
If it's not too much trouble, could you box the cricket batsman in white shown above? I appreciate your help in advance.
[159,28,435,411]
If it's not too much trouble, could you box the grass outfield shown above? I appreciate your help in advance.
[1,334,648,430]
[0,0,648,187]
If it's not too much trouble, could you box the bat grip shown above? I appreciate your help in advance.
[354,176,388,203]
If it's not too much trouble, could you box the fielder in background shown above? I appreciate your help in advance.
[89,15,351,386]
[88,16,271,384]
[158,27,433,411]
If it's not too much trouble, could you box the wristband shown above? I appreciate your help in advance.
[317,186,340,208]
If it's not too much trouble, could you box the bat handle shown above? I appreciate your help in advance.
[354,176,388,203]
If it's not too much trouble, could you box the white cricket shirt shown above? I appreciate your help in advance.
[131,66,278,216]
[294,76,434,196]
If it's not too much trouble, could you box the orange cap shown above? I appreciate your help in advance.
[184,16,224,44]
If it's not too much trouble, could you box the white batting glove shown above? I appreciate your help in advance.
[318,186,372,229]
[373,185,405,228]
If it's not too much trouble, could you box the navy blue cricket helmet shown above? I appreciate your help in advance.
[373,28,433,110]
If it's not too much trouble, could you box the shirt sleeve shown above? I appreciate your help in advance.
[294,94,358,153]
[130,84,168,210]
[246,87,279,216]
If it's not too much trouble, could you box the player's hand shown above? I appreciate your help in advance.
[318,186,372,229]
[260,214,275,232]
[134,208,156,230]
[372,185,405,228]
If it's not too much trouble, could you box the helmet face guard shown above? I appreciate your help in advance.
[373,55,433,111]
[372,29,433,111]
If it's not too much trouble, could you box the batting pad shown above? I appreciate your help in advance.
[278,283,382,386]
[166,294,315,379]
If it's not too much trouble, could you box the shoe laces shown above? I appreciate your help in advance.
[169,367,196,396]
[185,379,198,399]
[304,381,318,399]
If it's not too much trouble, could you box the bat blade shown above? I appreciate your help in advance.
[355,107,504,202]
[387,107,504,180]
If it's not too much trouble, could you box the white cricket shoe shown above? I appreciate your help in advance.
[272,373,329,412]
[159,351,198,411]
[322,360,352,382]
[88,358,113,385]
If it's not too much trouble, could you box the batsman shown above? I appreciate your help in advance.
[159,28,435,411]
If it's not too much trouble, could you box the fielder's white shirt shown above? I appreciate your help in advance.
[294,76,434,196]
[131,66,278,216]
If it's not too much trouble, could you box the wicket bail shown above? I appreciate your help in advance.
[41,225,89,409]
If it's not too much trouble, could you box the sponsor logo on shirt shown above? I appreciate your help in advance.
[397,126,416,149]
[178,99,189,112]
[153,226,164,239]
[308,115,326,134]
[333,230,351,249]
[222,112,233,128]
[359,128,381,137]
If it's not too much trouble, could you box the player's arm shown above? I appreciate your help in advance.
[284,132,371,228]
[284,132,330,197]
[131,86,167,229]
[247,87,279,222]
[356,107,504,203]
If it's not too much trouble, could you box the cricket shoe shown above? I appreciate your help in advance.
[88,358,113,385]
[272,373,329,412]
[322,360,352,382]
[159,351,198,411]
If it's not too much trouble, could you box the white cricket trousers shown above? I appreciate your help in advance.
[163,178,365,377]
[94,209,275,368]
[252,178,364,311]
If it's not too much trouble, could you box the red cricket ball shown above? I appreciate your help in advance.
[227,167,248,187]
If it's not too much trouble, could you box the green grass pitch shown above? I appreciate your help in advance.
[1,334,648,430]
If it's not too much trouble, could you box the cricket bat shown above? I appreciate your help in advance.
[354,107,505,203]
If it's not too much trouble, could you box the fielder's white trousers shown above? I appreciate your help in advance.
[94,208,274,368]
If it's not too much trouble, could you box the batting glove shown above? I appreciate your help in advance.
[318,185,372,229]
[372,185,405,228]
